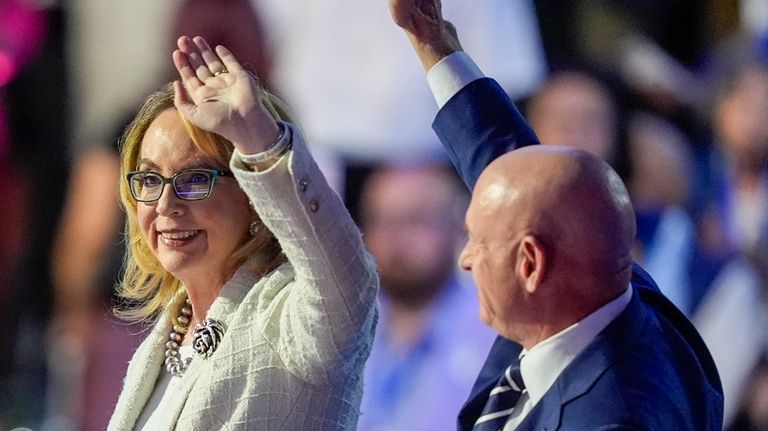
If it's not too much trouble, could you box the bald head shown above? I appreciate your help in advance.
[477,145,635,289]
[459,146,635,345]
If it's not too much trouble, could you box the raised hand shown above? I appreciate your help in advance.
[172,36,281,155]
[388,0,461,71]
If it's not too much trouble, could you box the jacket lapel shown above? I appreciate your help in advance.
[109,265,268,430]
[458,264,667,431]
[458,337,523,430]
[168,265,263,424]
[165,264,295,427]
[515,288,648,430]
[108,316,170,430]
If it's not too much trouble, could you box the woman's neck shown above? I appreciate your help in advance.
[178,270,232,344]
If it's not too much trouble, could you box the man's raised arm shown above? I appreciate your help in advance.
[388,0,461,71]
[389,0,540,189]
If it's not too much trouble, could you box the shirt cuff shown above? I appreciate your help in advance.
[427,51,485,108]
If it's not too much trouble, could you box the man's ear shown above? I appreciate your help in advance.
[517,234,546,294]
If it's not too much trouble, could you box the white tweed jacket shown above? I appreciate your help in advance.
[108,125,379,430]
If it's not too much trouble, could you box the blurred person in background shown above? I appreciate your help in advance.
[47,117,140,431]
[691,59,768,427]
[357,163,495,431]
[709,63,768,264]
[524,70,699,313]
[526,71,622,167]
[625,112,697,314]
[0,0,67,429]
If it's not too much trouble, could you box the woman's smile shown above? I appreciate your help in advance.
[158,229,203,246]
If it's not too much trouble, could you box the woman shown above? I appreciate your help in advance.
[108,36,378,430]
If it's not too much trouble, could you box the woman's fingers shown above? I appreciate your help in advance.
[177,35,213,81]
[193,37,229,77]
[173,49,202,92]
[173,80,194,112]
[173,35,255,119]
[215,45,245,75]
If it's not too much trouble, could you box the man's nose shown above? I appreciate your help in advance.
[458,244,471,271]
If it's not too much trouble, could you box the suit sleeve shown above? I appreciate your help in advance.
[432,77,540,190]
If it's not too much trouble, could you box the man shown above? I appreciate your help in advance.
[358,163,495,430]
[388,0,724,429]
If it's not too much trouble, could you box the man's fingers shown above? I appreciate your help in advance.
[389,0,444,38]
[389,0,414,30]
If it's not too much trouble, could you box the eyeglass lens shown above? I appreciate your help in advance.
[130,171,213,201]
[175,171,212,200]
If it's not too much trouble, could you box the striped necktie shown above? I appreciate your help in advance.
[473,364,526,431]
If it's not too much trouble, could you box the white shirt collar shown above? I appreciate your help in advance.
[519,285,633,405]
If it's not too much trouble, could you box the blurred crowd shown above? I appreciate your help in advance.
[0,0,766,430]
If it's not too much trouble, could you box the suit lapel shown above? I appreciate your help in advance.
[458,378,498,431]
[513,340,618,431]
[458,336,523,430]
[515,288,648,430]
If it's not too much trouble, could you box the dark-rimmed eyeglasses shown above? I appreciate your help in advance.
[126,169,233,202]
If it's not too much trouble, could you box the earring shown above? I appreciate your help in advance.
[249,220,260,236]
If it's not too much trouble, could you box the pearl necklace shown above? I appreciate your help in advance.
[164,297,227,377]
[165,298,193,377]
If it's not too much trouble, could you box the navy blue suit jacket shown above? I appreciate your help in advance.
[433,77,723,430]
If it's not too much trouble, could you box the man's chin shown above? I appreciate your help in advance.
[478,308,493,328]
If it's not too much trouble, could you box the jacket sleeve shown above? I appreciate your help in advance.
[230,124,379,384]
[432,77,540,190]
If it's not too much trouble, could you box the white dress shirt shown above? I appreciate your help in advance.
[502,286,632,430]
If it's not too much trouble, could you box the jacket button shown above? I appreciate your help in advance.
[298,178,309,192]
[308,200,319,212]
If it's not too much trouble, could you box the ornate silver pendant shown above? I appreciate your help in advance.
[192,318,225,359]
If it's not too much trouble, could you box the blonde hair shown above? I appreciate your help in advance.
[116,82,291,322]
